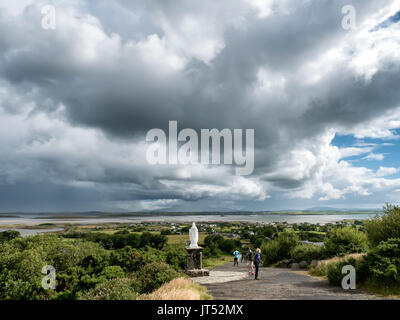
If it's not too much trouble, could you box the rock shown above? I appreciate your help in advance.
[185,269,210,277]
[299,261,308,269]
[277,259,294,268]
[310,260,319,268]
[276,261,288,268]
[290,263,300,270]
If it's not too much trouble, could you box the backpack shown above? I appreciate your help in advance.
[246,251,252,261]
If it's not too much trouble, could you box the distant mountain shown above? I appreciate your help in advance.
[306,207,380,212]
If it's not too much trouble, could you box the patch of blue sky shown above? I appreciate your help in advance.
[370,10,400,32]
[331,132,400,176]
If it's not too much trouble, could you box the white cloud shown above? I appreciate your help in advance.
[376,166,398,176]
[364,153,385,161]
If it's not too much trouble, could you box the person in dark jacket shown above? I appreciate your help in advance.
[245,248,254,275]
[254,248,262,280]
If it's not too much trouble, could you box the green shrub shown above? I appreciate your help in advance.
[324,227,368,257]
[140,232,167,249]
[261,240,280,265]
[298,231,326,242]
[260,229,299,265]
[365,204,400,246]
[250,235,265,248]
[203,235,241,255]
[0,235,110,300]
[203,242,221,258]
[109,247,145,272]
[0,230,20,242]
[220,239,241,254]
[165,246,186,271]
[327,257,357,287]
[79,278,138,300]
[101,266,125,279]
[142,246,167,264]
[276,229,300,257]
[291,244,326,262]
[359,238,400,285]
[136,262,179,293]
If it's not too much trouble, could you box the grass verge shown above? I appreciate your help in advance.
[309,253,365,277]
[138,277,211,300]
[203,255,232,269]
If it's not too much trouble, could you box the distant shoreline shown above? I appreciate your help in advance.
[0,210,381,220]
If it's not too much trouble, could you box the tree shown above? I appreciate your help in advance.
[365,204,400,246]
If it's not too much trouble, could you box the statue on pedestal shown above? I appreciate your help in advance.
[185,222,209,277]
[189,222,199,248]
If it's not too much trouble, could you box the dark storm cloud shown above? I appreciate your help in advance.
[0,0,398,211]
[0,0,391,138]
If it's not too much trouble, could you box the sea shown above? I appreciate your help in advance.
[0,213,378,236]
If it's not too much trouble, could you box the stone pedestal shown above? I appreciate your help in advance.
[185,246,209,277]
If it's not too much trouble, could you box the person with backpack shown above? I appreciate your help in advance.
[245,248,254,275]
[254,248,262,280]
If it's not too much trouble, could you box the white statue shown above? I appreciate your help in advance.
[189,222,199,248]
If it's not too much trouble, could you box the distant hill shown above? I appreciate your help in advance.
[306,207,381,212]
[1,209,381,218]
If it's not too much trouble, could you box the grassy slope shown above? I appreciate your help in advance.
[138,277,210,300]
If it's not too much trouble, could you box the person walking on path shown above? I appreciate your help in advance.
[245,248,254,275]
[254,248,262,280]
[233,249,240,267]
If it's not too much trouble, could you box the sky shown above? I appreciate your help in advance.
[0,0,400,212]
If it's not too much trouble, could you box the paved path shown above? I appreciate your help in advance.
[201,262,390,300]
[193,270,248,284]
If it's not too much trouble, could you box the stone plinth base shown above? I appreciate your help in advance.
[186,246,203,270]
[185,269,210,277]
[185,246,209,277]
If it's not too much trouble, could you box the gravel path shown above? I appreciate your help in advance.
[201,262,391,300]
[193,270,248,284]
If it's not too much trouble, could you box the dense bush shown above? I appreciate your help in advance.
[165,246,187,271]
[357,238,400,285]
[291,244,326,262]
[319,238,400,290]
[250,235,266,248]
[0,235,110,300]
[220,239,241,253]
[261,240,280,265]
[203,235,241,255]
[204,235,224,248]
[324,227,368,257]
[365,204,400,246]
[101,266,125,279]
[261,229,299,265]
[109,247,145,272]
[203,241,221,258]
[276,229,300,257]
[136,262,179,293]
[0,230,20,242]
[298,231,325,242]
[65,231,167,250]
[327,257,358,287]
[0,234,177,300]
[79,278,138,300]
